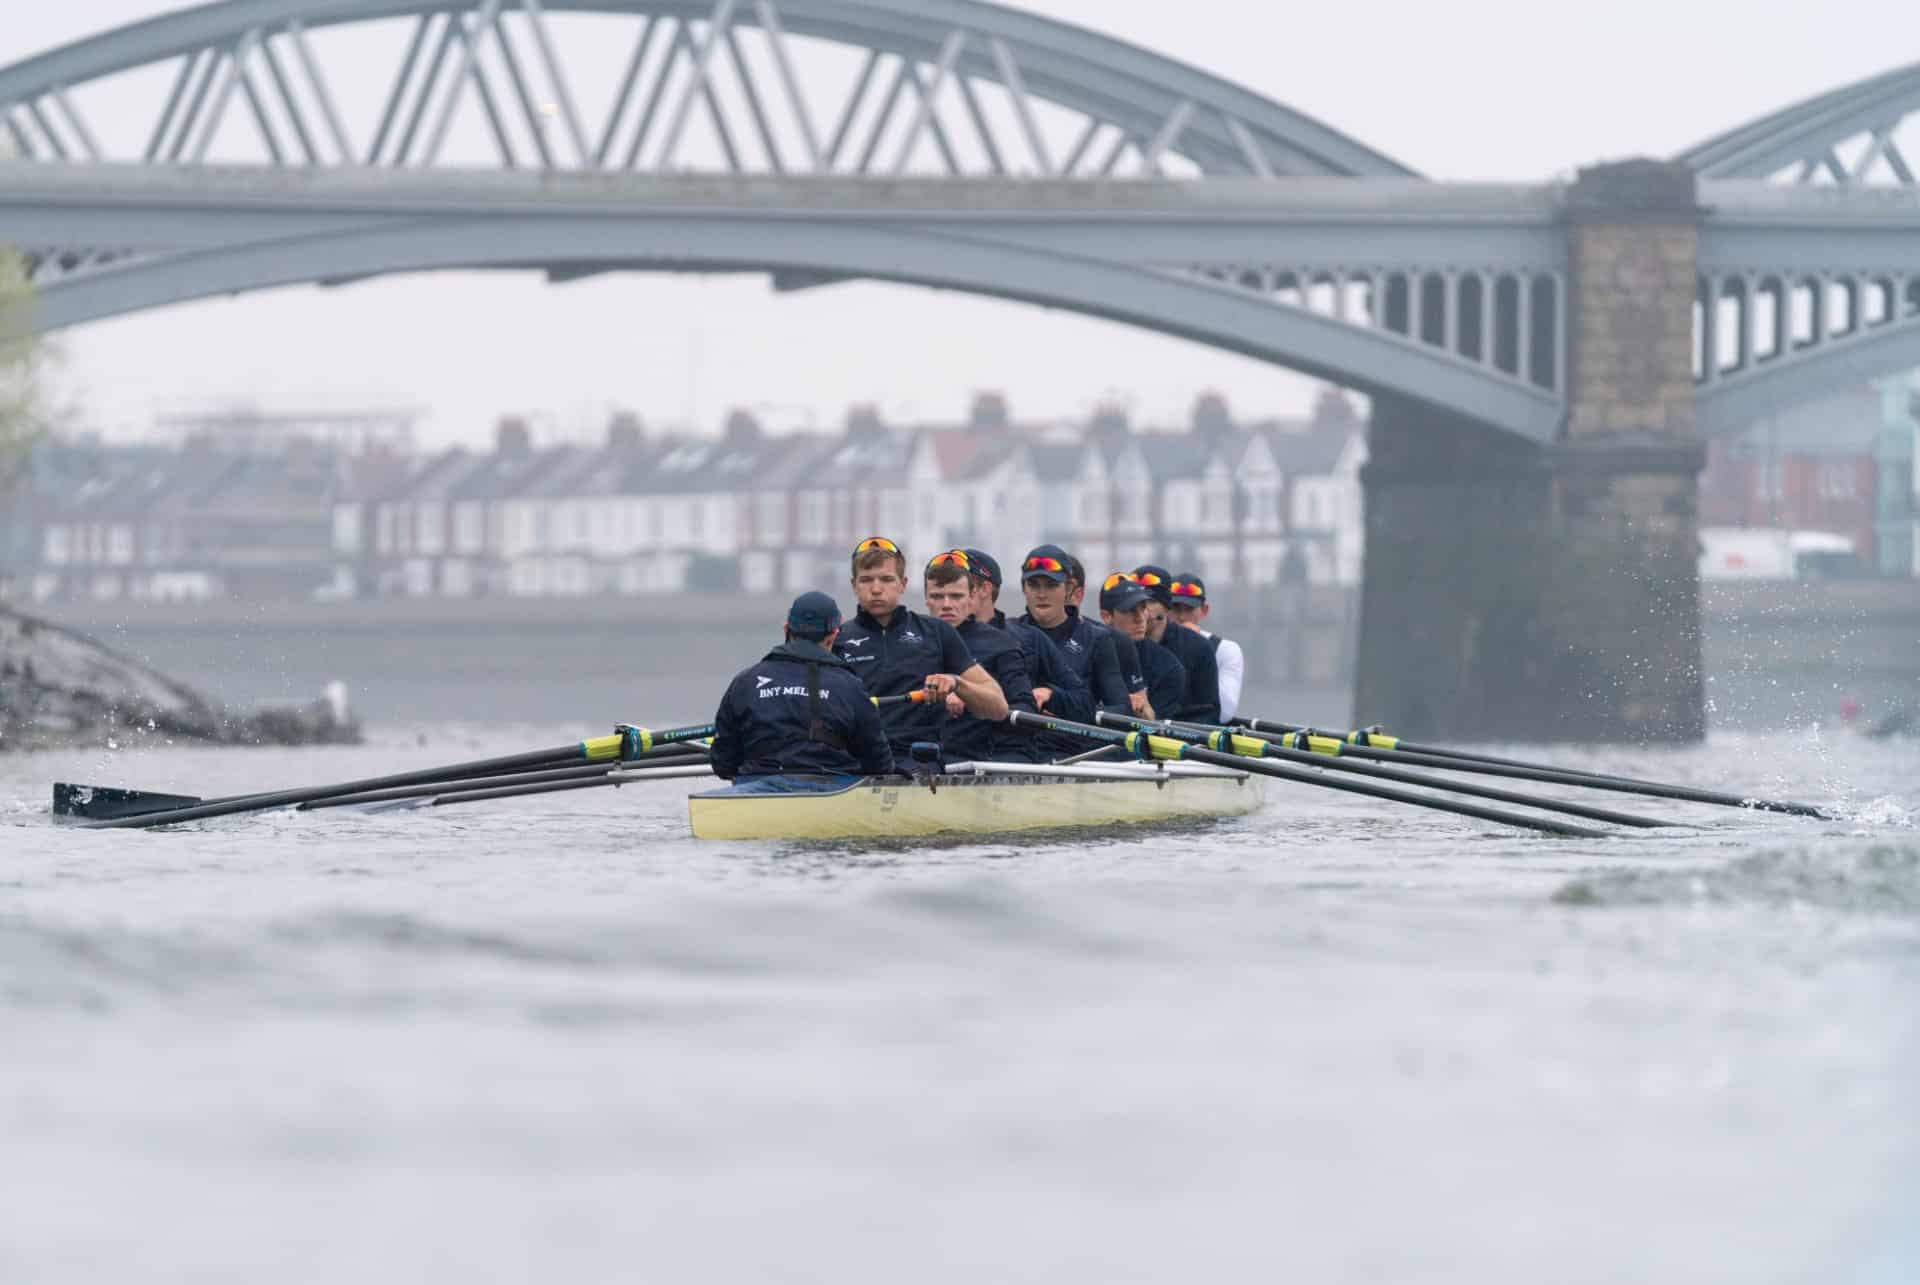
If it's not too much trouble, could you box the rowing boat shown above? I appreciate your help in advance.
[687,760,1264,840]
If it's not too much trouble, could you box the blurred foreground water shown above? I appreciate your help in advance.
[2,720,1916,1284]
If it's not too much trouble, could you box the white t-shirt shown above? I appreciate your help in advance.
[1198,630,1246,722]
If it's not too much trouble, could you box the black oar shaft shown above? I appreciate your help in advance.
[1099,715,1667,829]
[1009,712,1603,838]
[82,724,713,830]
[1228,718,1827,818]
[302,750,709,811]
[425,763,713,808]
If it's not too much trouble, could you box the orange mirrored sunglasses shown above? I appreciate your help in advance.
[1100,572,1138,591]
[854,535,901,555]
[1023,555,1065,573]
[926,549,972,571]
[1133,571,1165,587]
[1170,581,1204,599]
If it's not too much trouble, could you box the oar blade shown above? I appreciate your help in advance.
[52,783,203,823]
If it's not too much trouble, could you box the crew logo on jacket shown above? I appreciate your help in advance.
[710,639,894,779]
[834,606,975,757]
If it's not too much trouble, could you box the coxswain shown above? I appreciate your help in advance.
[961,547,1094,727]
[1014,544,1129,715]
[1133,563,1221,724]
[1097,573,1186,720]
[834,536,1007,760]
[709,591,894,785]
[922,549,1038,763]
[1167,572,1245,723]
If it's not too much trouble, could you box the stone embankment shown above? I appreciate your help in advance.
[0,605,360,752]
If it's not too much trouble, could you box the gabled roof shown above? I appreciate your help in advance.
[1259,418,1364,476]
[1136,433,1216,482]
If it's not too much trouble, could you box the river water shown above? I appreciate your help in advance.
[3,707,1918,1283]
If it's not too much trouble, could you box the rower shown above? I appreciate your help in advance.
[923,549,1038,763]
[1098,574,1186,721]
[1168,572,1245,723]
[1014,544,1129,716]
[961,547,1095,727]
[1133,563,1222,724]
[709,591,894,786]
[1062,552,1149,716]
[835,535,1007,760]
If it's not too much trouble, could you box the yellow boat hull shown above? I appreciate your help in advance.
[688,769,1264,841]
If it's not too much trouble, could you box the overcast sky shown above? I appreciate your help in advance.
[8,1,1910,445]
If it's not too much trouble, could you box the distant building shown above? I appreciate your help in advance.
[1701,387,1881,570]
[6,391,1375,604]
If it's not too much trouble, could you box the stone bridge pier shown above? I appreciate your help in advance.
[1355,161,1707,742]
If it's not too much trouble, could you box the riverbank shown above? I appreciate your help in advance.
[0,604,360,751]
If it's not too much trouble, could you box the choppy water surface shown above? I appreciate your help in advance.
[3,725,1917,1284]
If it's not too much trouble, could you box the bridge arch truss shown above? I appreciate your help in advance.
[0,0,1415,181]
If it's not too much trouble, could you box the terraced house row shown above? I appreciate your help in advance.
[3,395,1367,603]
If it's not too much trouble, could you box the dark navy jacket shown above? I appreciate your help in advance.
[1138,635,1188,721]
[942,617,1037,763]
[1159,622,1221,724]
[710,641,894,779]
[1111,632,1148,694]
[1018,608,1129,714]
[834,606,976,756]
[994,610,1094,725]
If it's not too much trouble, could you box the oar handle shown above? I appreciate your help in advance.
[872,690,932,707]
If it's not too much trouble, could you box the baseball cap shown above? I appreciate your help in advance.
[786,590,842,640]
[1132,563,1175,606]
[1021,544,1071,584]
[963,548,1002,590]
[1098,573,1150,612]
[1169,572,1208,606]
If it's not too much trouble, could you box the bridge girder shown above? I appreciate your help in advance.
[1677,59,1920,187]
[0,164,1566,443]
[0,0,1416,180]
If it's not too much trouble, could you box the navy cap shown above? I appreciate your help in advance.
[1020,544,1071,584]
[786,590,842,640]
[1169,571,1208,607]
[963,548,1002,589]
[1132,563,1174,605]
[1099,576,1150,612]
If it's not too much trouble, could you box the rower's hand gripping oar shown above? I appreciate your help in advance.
[1096,712,1671,830]
[1009,711,1605,838]
[69,722,715,830]
[1230,717,1830,819]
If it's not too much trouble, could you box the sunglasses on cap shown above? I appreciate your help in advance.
[854,536,901,555]
[1023,555,1065,574]
[1170,581,1204,599]
[1100,572,1138,592]
[926,549,972,571]
[1133,571,1165,587]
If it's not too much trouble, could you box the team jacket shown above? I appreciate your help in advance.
[993,611,1095,725]
[834,606,976,756]
[1158,623,1222,724]
[709,640,894,779]
[941,617,1038,763]
[1016,607,1131,744]
[1137,636,1188,721]
[1111,633,1148,694]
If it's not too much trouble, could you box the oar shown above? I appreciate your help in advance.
[1096,713,1672,829]
[1008,712,1605,838]
[873,691,932,707]
[74,722,715,830]
[300,752,710,811]
[362,762,716,813]
[1227,718,1830,818]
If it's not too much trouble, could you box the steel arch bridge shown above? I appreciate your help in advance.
[1677,61,1920,436]
[4,3,1920,444]
[0,0,1596,443]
